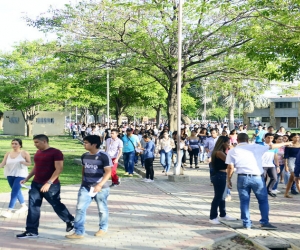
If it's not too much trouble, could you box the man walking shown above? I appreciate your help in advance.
[205,128,219,182]
[66,135,112,239]
[105,129,123,187]
[226,133,291,230]
[121,128,141,176]
[17,134,74,238]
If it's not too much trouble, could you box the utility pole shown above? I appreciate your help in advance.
[174,0,183,176]
[107,67,110,126]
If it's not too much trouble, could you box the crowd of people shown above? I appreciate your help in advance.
[1,120,300,238]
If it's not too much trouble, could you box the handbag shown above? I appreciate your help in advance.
[126,136,141,156]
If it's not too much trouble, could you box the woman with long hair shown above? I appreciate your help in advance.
[198,128,208,163]
[186,130,201,168]
[209,136,235,224]
[0,139,31,218]
[283,133,300,198]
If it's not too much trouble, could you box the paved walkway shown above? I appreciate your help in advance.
[1,157,300,250]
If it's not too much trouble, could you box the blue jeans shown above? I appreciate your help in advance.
[173,150,183,168]
[199,145,206,162]
[210,172,227,219]
[72,131,77,139]
[160,150,172,172]
[237,175,269,228]
[74,186,110,235]
[123,151,135,174]
[273,165,284,190]
[7,176,25,209]
[26,181,74,234]
[140,154,145,167]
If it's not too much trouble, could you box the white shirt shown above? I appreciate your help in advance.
[225,142,269,175]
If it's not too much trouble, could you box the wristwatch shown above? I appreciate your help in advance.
[47,180,53,185]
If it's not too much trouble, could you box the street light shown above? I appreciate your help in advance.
[174,0,183,176]
[107,67,110,126]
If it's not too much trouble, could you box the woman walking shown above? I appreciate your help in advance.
[209,136,235,224]
[0,139,31,218]
[186,130,201,169]
[284,133,300,198]
[158,131,175,176]
[141,135,155,182]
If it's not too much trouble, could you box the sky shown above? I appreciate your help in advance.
[0,0,77,52]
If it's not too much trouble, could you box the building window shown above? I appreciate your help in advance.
[9,117,19,123]
[262,117,270,122]
[280,117,287,123]
[275,102,292,108]
[36,118,55,124]
[288,117,297,128]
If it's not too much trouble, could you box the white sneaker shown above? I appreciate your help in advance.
[225,195,232,201]
[272,189,280,194]
[209,218,221,224]
[141,178,148,182]
[14,205,28,214]
[1,211,12,218]
[219,215,236,221]
[145,179,154,183]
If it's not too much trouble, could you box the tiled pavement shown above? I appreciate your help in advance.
[1,157,300,250]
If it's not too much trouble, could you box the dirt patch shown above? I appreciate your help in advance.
[200,236,257,250]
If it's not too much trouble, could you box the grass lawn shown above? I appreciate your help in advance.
[0,135,129,193]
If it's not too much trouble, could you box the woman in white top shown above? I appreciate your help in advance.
[0,139,31,218]
[158,131,175,175]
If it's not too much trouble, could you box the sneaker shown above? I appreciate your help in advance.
[209,218,221,224]
[110,183,116,187]
[14,205,28,214]
[140,178,148,182]
[65,233,84,239]
[225,195,232,202]
[162,170,165,173]
[291,190,299,195]
[271,189,280,194]
[243,227,252,230]
[94,230,107,237]
[117,178,121,185]
[129,174,133,177]
[135,163,138,166]
[268,191,276,197]
[16,231,39,239]
[145,179,154,183]
[190,165,193,168]
[219,215,236,221]
[1,211,12,218]
[124,172,129,176]
[66,221,74,232]
[195,165,199,169]
[260,223,277,230]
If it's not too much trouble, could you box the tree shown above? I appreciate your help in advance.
[28,0,265,131]
[0,41,64,136]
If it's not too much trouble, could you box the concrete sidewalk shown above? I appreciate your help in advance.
[1,157,300,249]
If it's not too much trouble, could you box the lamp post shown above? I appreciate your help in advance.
[107,67,110,126]
[174,0,183,176]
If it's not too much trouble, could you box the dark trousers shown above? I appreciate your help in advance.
[26,181,74,234]
[188,148,199,166]
[263,167,277,192]
[210,171,227,219]
[182,149,187,163]
[145,158,155,180]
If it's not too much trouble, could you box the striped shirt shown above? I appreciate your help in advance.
[81,151,113,188]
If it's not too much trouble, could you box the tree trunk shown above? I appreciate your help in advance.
[228,97,236,130]
[155,107,161,127]
[26,120,33,137]
[167,78,178,132]
[118,115,123,126]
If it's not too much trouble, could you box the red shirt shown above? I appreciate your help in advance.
[33,148,64,184]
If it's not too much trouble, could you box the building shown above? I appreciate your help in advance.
[3,110,68,136]
[245,97,300,129]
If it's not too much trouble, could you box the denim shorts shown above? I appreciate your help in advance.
[288,157,296,172]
